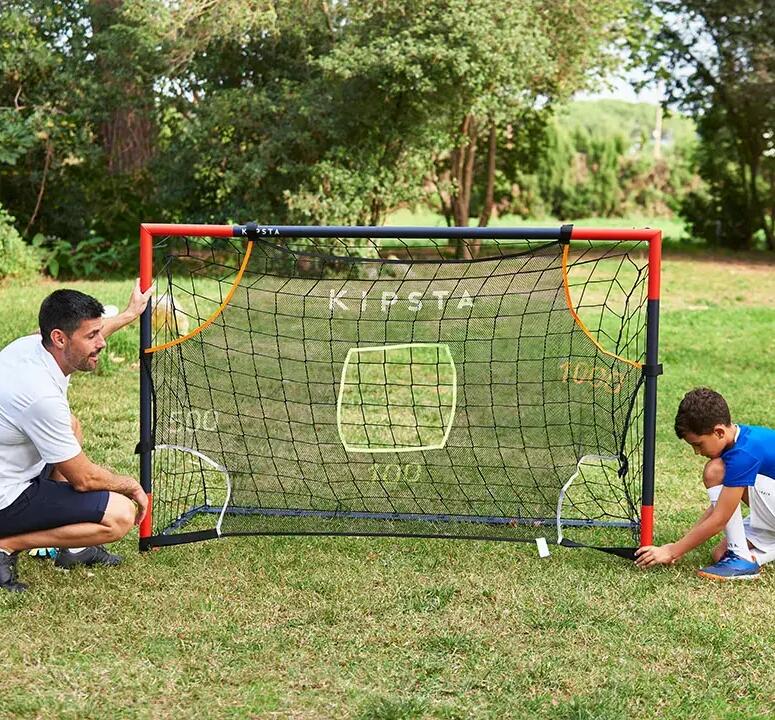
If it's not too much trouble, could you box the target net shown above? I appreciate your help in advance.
[140,225,657,551]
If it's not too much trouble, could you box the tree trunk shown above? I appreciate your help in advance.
[747,156,775,251]
[102,106,155,175]
[451,114,477,258]
[369,196,385,226]
[91,0,155,175]
[433,166,454,227]
[764,165,775,251]
[450,114,477,226]
[24,138,53,237]
[477,121,497,229]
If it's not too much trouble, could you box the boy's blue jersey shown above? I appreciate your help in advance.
[722,425,775,487]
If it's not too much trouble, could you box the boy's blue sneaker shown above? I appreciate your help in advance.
[697,550,761,581]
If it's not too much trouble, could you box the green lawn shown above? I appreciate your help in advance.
[386,208,688,245]
[2,247,775,719]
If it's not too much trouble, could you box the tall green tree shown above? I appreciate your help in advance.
[0,1,94,238]
[635,0,775,249]
[152,0,639,232]
[424,0,631,245]
[0,0,167,239]
[0,0,276,240]
[2,0,687,257]
[432,0,634,236]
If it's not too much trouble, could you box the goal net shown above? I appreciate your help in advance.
[138,224,660,554]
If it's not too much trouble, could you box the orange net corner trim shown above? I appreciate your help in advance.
[145,240,254,354]
[561,244,642,369]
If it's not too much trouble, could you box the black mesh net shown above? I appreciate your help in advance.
[144,230,649,548]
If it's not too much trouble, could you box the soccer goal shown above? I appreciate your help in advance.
[137,223,661,556]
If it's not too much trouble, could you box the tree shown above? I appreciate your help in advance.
[155,0,639,234]
[428,0,635,241]
[635,1,775,249]
[0,0,277,240]
[0,0,161,239]
[3,0,689,256]
[89,0,157,175]
[304,0,538,227]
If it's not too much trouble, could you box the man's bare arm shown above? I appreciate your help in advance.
[55,452,147,524]
[102,279,154,339]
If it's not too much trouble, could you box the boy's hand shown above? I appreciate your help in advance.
[635,543,677,568]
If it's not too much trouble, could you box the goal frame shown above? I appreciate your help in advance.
[137,223,661,551]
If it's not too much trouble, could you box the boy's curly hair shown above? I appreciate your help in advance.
[674,387,731,438]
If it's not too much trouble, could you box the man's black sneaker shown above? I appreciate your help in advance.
[54,545,122,570]
[0,551,27,592]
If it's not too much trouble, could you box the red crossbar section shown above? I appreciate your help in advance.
[570,227,658,241]
[571,227,662,301]
[647,232,662,301]
[140,226,153,291]
[640,505,654,546]
[140,223,235,238]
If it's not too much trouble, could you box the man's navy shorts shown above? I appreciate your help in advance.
[0,466,109,539]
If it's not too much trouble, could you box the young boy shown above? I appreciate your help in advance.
[635,387,775,581]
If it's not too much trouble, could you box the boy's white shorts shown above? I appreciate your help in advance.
[744,474,775,560]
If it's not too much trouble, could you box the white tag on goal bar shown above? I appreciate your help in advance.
[536,537,550,558]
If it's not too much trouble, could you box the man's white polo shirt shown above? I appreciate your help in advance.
[0,335,81,510]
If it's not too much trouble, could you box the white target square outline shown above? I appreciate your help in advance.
[336,342,457,454]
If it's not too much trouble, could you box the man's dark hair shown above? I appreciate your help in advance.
[674,387,731,438]
[39,290,104,348]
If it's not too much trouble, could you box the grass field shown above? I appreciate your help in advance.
[386,208,688,246]
[2,245,775,719]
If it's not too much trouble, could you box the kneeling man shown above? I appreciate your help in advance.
[0,285,151,591]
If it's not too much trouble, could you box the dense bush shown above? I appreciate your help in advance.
[32,233,136,279]
[678,109,766,250]
[0,205,41,281]
[495,101,699,221]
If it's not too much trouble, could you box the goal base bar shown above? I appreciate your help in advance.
[140,505,639,553]
[558,539,638,560]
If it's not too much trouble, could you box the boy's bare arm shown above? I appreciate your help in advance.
[635,486,744,568]
[670,487,743,557]
[688,505,714,530]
